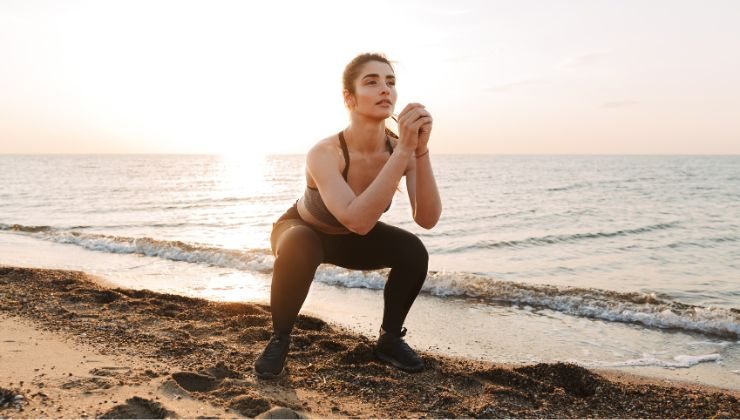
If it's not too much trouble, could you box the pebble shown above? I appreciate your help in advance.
[256,407,304,419]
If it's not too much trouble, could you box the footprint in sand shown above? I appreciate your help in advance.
[99,396,176,419]
[89,366,131,377]
[201,361,242,380]
[255,406,305,419]
[61,377,115,392]
[171,372,222,392]
[229,394,272,418]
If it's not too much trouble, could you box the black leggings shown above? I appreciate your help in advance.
[269,213,429,335]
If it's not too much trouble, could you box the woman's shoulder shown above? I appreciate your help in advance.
[314,133,340,148]
[309,133,340,153]
[307,133,343,165]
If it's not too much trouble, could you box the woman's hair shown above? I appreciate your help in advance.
[343,53,399,139]
[342,52,394,95]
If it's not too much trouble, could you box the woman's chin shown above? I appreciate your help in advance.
[368,114,392,122]
[378,110,394,120]
[354,109,394,122]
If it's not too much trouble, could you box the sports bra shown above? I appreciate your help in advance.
[302,131,394,227]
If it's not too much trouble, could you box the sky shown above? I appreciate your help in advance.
[1,0,739,155]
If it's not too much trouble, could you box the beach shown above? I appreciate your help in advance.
[2,154,739,392]
[3,1,740,416]
[1,265,738,418]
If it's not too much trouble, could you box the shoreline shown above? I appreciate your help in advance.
[1,265,738,418]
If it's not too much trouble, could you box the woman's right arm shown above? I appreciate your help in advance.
[307,143,412,235]
[308,104,431,235]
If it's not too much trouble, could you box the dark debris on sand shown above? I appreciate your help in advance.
[1,266,739,418]
[99,396,176,419]
[0,387,25,410]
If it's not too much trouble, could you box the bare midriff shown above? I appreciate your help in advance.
[297,196,352,235]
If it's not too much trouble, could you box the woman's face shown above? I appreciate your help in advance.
[347,60,397,120]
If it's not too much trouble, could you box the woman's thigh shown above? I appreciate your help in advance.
[320,222,427,270]
[271,218,323,260]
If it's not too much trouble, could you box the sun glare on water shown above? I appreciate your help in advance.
[206,151,277,252]
[194,271,269,303]
[217,151,269,195]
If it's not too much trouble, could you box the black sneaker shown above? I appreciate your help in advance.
[374,327,424,372]
[254,332,291,379]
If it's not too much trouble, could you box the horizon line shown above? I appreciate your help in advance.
[1,152,739,157]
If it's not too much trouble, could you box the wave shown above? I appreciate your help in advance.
[74,195,291,215]
[445,222,679,252]
[586,353,722,369]
[546,182,591,192]
[710,236,740,244]
[662,235,740,250]
[434,208,538,227]
[157,195,288,211]
[3,222,738,339]
[0,223,53,233]
[0,223,273,273]
[314,269,740,339]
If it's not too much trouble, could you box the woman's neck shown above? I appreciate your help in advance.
[346,114,387,154]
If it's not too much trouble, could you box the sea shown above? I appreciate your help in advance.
[1,154,738,389]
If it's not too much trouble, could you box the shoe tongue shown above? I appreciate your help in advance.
[389,329,408,338]
[381,327,407,337]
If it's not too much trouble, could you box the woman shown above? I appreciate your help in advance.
[255,53,442,378]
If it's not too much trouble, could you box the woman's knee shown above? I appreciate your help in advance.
[384,226,428,271]
[409,235,429,271]
[274,225,324,267]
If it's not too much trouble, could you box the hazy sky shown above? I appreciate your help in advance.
[1,0,739,155]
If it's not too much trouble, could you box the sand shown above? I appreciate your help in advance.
[1,265,738,419]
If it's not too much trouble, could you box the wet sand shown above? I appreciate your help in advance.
[1,265,738,418]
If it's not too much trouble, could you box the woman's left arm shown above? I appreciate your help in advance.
[405,147,442,229]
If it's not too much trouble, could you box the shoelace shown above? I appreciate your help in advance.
[385,328,416,355]
[262,334,289,360]
[395,336,415,356]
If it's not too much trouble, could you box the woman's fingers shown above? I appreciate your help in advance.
[398,103,425,120]
[397,103,432,150]
[399,108,430,126]
[401,108,431,127]
[410,116,433,131]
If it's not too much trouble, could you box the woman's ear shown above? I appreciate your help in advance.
[343,89,355,110]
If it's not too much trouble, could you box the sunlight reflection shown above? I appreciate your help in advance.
[206,153,276,250]
[217,152,269,196]
[193,271,270,303]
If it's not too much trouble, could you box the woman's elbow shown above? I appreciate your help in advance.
[416,219,438,230]
[341,216,376,236]
[346,222,375,236]
[416,208,442,230]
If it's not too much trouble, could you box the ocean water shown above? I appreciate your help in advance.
[1,154,739,389]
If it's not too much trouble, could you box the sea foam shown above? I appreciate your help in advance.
[314,268,740,339]
[3,223,739,339]
[592,353,722,369]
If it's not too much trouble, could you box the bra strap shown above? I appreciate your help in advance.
[337,131,350,180]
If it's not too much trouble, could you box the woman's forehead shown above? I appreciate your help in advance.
[359,61,395,77]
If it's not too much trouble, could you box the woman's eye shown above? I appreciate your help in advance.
[388,81,396,86]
